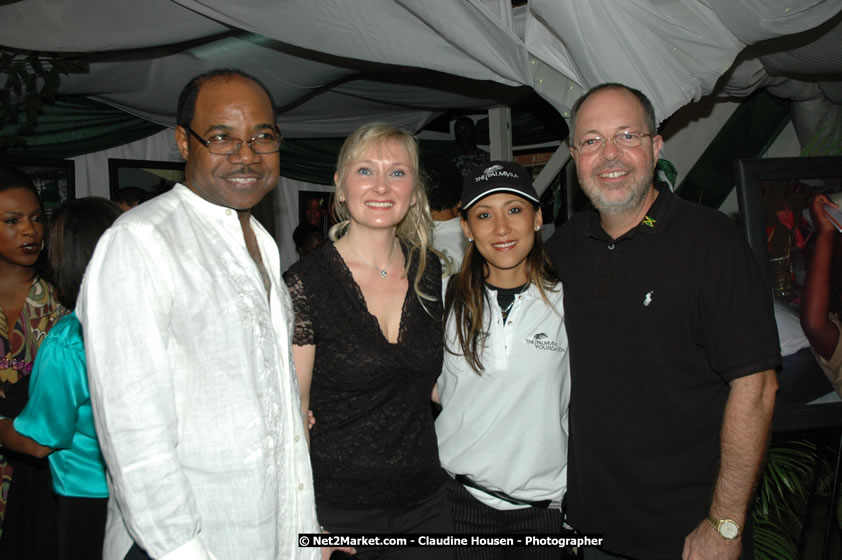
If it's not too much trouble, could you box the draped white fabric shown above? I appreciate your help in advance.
[0,0,227,51]
[2,0,840,132]
[3,0,837,281]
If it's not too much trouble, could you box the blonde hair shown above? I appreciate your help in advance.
[330,122,436,304]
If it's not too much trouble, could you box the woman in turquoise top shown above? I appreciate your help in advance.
[0,197,122,560]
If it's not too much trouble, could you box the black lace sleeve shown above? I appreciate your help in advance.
[283,267,314,346]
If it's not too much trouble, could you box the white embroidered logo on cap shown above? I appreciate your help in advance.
[475,164,517,182]
[643,291,653,307]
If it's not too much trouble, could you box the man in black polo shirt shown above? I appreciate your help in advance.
[547,83,780,560]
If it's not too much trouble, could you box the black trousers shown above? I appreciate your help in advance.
[56,495,108,560]
[0,452,58,560]
[445,477,567,560]
[318,485,455,560]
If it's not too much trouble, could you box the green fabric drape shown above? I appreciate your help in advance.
[276,139,345,185]
[2,97,463,185]
[675,91,791,208]
[3,89,795,195]
[1,98,165,159]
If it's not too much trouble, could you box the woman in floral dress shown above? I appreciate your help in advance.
[0,167,65,559]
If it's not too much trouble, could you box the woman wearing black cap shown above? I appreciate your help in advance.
[435,161,571,559]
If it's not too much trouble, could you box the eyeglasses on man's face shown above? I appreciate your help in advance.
[186,126,283,155]
[572,131,653,155]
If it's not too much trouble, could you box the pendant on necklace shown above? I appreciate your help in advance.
[379,269,387,279]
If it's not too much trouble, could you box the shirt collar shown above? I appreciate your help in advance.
[580,181,677,242]
[484,281,542,300]
[173,183,244,224]
[633,182,677,235]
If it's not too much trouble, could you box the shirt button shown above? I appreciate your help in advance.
[298,483,304,490]
[294,435,300,443]
[225,209,232,216]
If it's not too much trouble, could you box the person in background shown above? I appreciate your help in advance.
[112,186,148,211]
[450,117,490,178]
[292,223,327,261]
[548,83,780,560]
[0,166,65,559]
[435,161,570,560]
[426,160,467,278]
[78,69,334,560]
[800,193,842,398]
[285,122,453,560]
[0,197,122,560]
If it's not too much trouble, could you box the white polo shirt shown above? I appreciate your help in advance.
[436,282,570,510]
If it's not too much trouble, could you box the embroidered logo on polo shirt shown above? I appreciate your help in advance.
[643,291,654,306]
[641,215,656,228]
[525,332,563,352]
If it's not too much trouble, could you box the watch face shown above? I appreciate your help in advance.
[720,520,740,539]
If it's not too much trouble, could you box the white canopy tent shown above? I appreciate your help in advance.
[3,0,840,132]
[2,0,841,266]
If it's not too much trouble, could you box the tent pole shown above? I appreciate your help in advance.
[532,142,570,198]
[488,106,513,161]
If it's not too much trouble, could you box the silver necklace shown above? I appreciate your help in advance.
[499,283,530,320]
[500,299,517,317]
[347,238,397,279]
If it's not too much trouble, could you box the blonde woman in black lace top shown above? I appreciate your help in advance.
[284,123,453,560]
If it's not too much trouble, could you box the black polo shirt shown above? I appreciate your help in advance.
[547,186,781,559]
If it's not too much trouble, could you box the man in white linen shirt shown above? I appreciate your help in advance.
[78,70,334,560]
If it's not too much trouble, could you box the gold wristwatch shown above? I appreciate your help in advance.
[706,515,743,540]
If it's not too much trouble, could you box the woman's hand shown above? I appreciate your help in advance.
[810,194,838,234]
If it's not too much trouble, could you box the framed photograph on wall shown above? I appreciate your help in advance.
[298,191,333,235]
[0,155,75,217]
[108,158,185,201]
[735,155,842,303]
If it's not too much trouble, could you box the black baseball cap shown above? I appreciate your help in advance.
[462,160,539,210]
